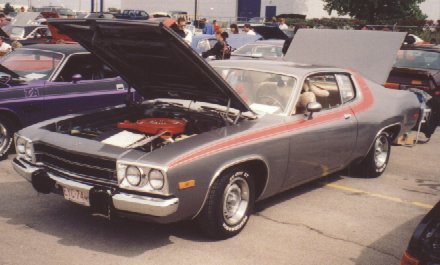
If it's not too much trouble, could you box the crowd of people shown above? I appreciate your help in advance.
[170,16,290,60]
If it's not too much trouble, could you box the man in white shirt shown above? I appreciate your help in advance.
[0,37,11,53]
[243,24,256,35]
[279,18,288,30]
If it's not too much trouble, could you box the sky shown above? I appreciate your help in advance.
[2,0,121,11]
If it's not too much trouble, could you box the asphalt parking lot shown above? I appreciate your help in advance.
[0,134,438,265]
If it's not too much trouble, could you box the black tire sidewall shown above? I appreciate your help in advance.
[217,170,254,235]
[0,116,15,160]
[199,167,255,239]
[363,132,391,177]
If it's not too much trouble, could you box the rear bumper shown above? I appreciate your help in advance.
[12,158,179,218]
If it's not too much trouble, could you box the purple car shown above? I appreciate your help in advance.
[0,44,129,159]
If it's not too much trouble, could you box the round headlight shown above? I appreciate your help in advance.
[148,169,164,190]
[16,137,26,155]
[126,166,142,186]
[25,141,33,158]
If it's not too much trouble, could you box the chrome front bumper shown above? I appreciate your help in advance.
[12,158,179,217]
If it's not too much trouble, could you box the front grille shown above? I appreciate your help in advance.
[34,143,117,183]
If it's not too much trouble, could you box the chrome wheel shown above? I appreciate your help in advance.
[0,123,7,153]
[222,177,250,226]
[374,134,389,169]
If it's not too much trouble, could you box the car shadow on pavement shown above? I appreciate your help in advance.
[354,215,425,265]
[0,181,212,257]
[254,174,342,213]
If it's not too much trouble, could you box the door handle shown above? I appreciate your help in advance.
[344,114,352,119]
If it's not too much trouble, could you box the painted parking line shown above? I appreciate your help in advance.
[323,183,434,209]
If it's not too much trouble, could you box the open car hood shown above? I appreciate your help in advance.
[50,19,251,112]
[284,29,407,85]
[253,26,288,40]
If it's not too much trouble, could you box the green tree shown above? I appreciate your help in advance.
[323,0,427,23]
[3,3,15,15]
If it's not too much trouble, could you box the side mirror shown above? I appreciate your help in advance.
[72,74,83,84]
[305,102,322,120]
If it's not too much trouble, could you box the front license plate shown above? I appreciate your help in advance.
[62,186,90,206]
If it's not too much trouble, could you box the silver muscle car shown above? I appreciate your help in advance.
[12,20,421,239]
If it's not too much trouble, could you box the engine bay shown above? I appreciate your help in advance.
[49,102,229,152]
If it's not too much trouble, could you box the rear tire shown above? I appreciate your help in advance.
[358,132,391,178]
[0,116,16,160]
[197,167,255,239]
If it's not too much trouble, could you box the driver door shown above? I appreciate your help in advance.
[284,73,358,187]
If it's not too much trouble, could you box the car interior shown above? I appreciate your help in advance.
[55,54,118,82]
[295,74,345,115]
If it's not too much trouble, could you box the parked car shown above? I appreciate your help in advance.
[114,10,149,20]
[400,200,440,265]
[386,44,440,138]
[191,26,287,55]
[12,21,420,239]
[0,44,129,159]
[231,39,284,59]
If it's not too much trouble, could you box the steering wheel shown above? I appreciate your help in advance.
[257,95,284,111]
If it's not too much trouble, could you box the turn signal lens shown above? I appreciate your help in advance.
[400,251,420,265]
[148,169,165,190]
[384,82,400,89]
[126,166,142,186]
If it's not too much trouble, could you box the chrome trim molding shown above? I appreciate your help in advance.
[12,158,40,182]
[113,194,179,217]
[12,158,179,217]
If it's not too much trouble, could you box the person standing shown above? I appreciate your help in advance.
[213,20,221,32]
[203,19,215,34]
[202,31,231,60]
[278,18,288,30]
[171,18,192,45]
[230,23,239,34]
[243,24,256,35]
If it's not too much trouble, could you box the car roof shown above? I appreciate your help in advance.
[245,39,284,46]
[210,59,346,78]
[21,44,87,54]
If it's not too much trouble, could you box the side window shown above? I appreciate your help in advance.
[56,54,117,82]
[296,74,342,114]
[335,74,356,103]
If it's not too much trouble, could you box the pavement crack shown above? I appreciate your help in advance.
[254,213,401,261]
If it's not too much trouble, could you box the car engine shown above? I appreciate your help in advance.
[50,103,228,152]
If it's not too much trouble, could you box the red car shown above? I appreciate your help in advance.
[386,44,440,138]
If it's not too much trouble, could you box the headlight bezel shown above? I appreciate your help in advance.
[15,136,26,155]
[117,161,169,195]
[15,134,34,162]
[148,169,165,190]
[125,166,143,187]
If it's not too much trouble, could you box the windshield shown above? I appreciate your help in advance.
[234,44,283,58]
[394,50,440,70]
[58,9,74,16]
[215,68,296,114]
[10,27,25,39]
[0,49,63,80]
[196,39,217,53]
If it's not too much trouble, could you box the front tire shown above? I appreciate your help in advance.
[198,167,255,239]
[0,116,16,160]
[358,132,391,178]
